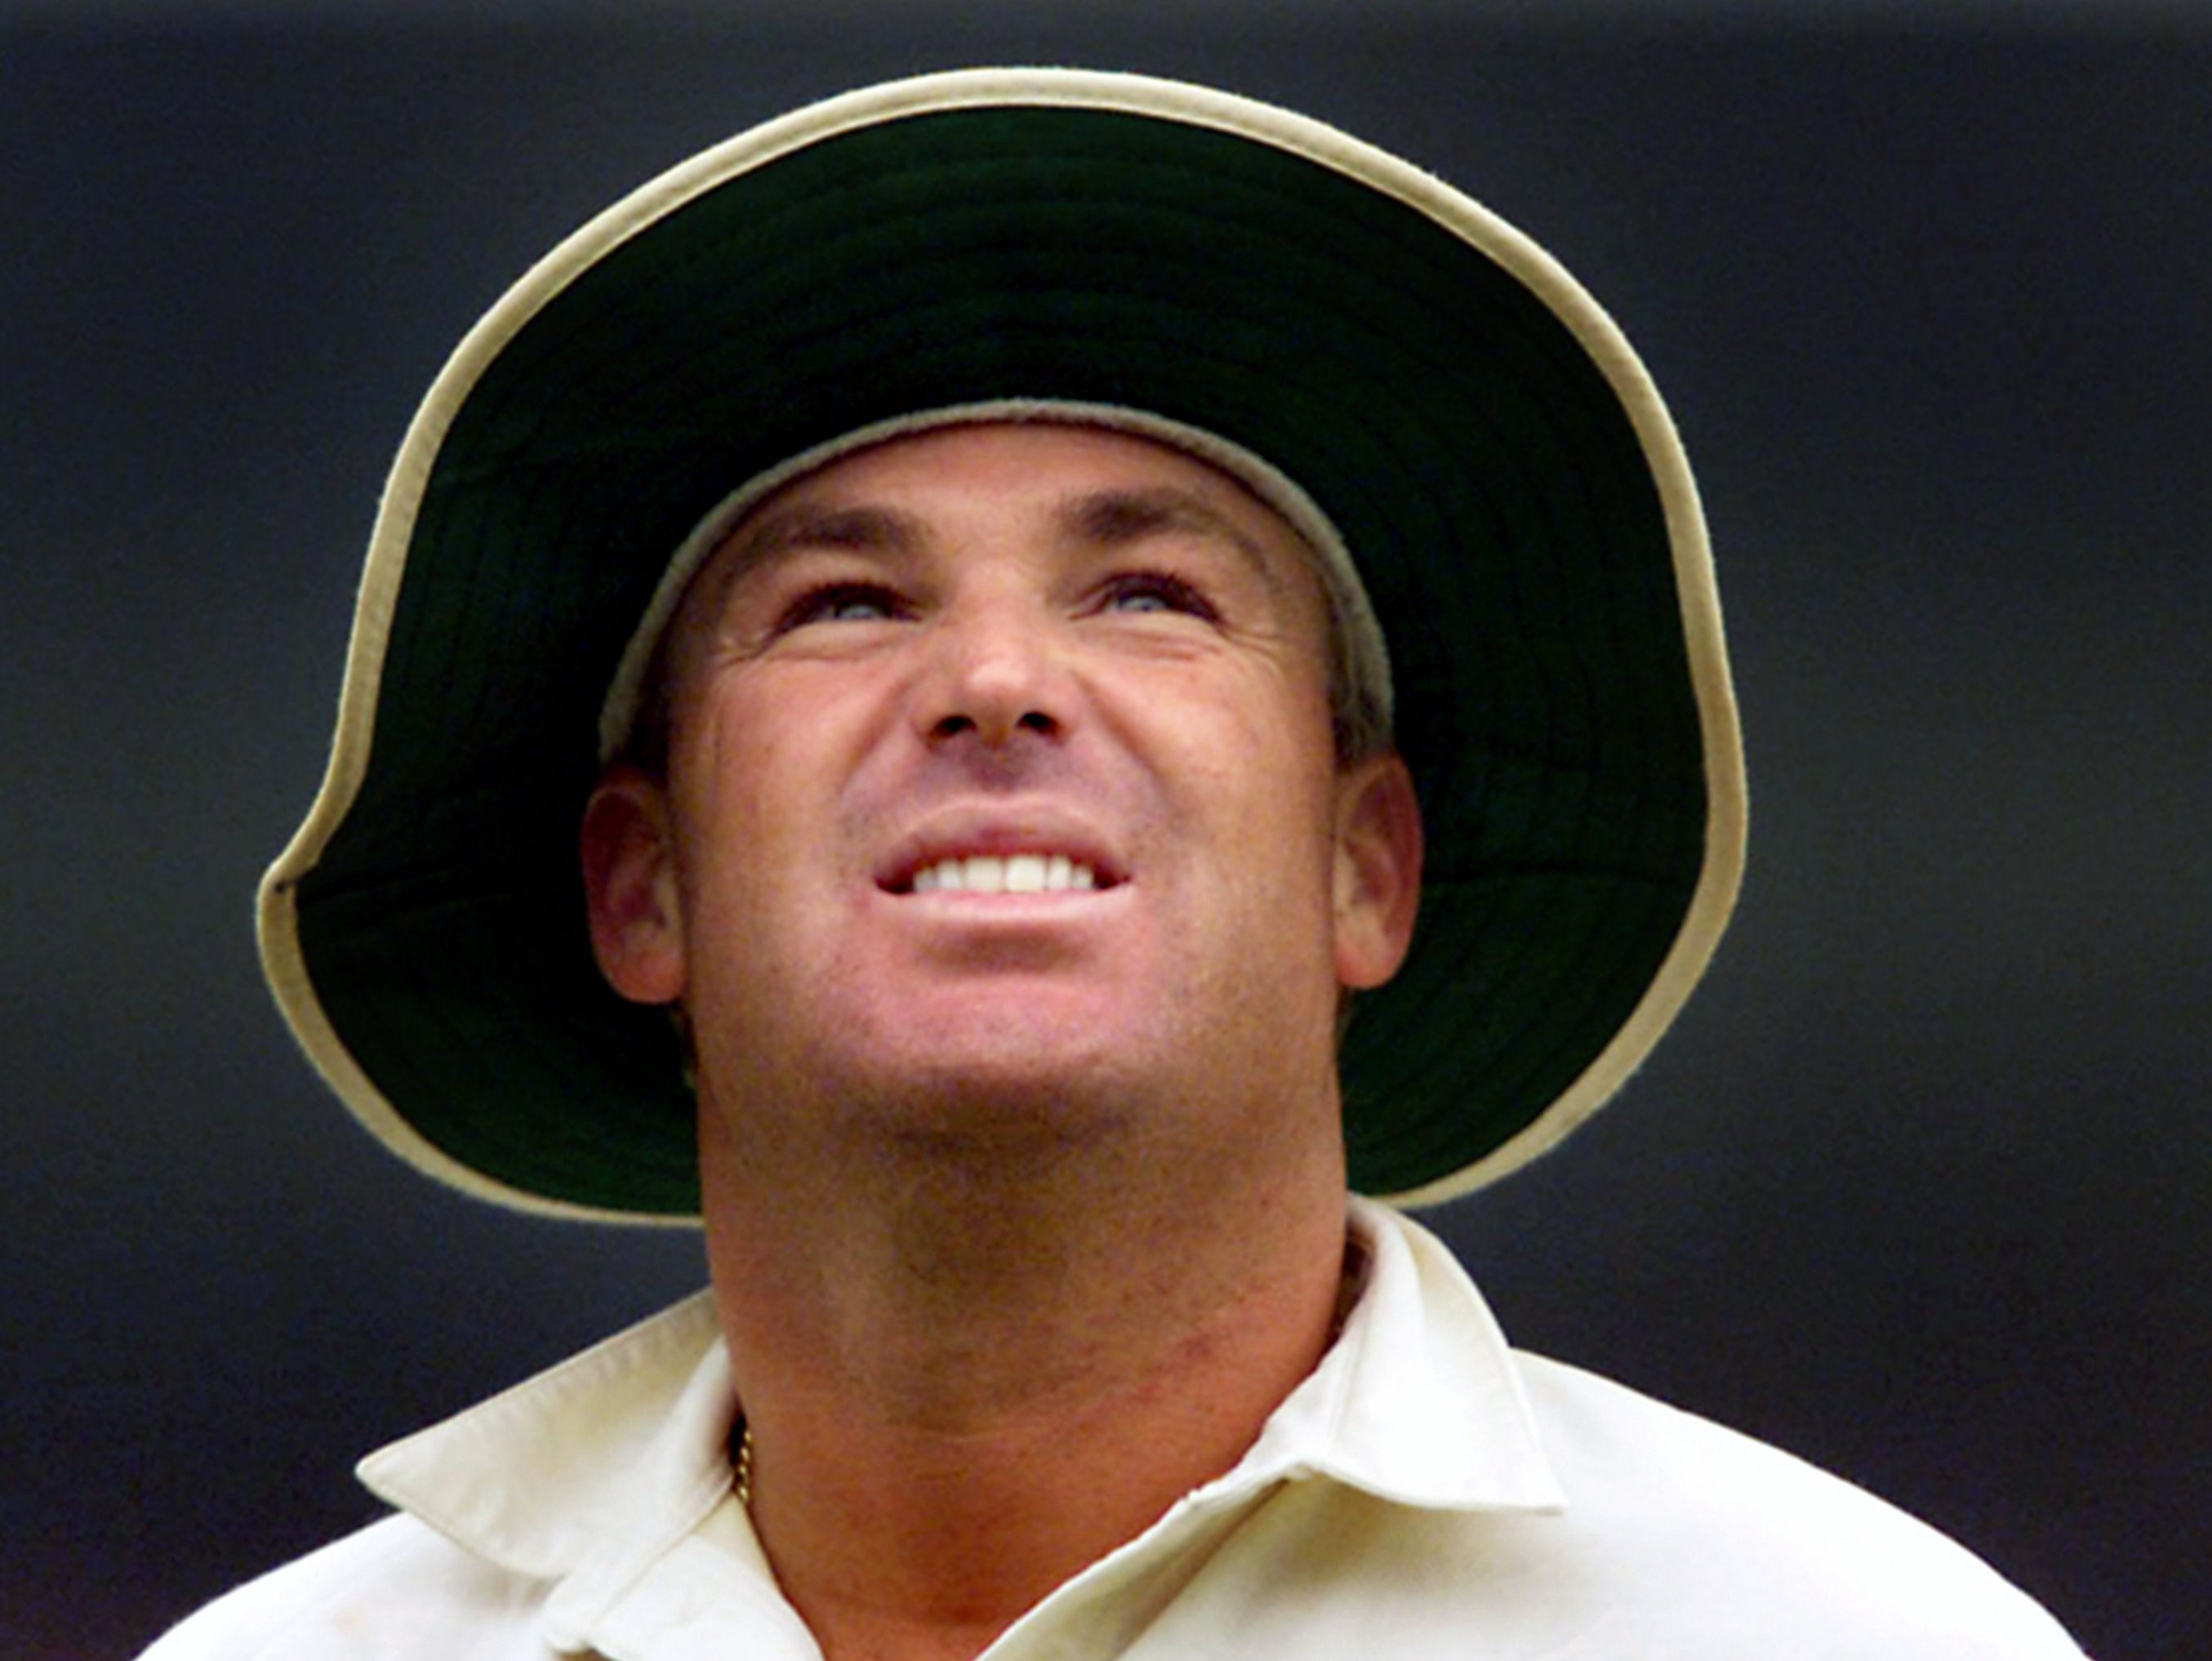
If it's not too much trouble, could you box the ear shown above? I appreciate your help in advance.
[1329,753,1423,991]
[579,764,687,1004]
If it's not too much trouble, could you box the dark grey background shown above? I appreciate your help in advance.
[5,6,2205,1659]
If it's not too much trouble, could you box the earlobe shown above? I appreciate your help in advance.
[579,765,687,1004]
[1331,754,1423,991]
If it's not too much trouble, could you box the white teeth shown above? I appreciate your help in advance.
[910,853,1097,894]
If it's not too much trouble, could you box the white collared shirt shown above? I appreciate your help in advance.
[140,1200,2087,1659]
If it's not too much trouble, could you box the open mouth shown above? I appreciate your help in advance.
[880,849,1124,902]
[898,853,1110,896]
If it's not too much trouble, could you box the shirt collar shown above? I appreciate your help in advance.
[1224,1196,1565,1514]
[357,1198,1562,1609]
[356,1291,736,1583]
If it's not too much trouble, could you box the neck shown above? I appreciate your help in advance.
[697,1085,1350,1661]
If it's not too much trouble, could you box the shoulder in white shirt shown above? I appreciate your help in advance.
[140,1200,2090,1661]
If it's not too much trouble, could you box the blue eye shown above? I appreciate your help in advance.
[781,583,905,630]
[1101,572,1218,621]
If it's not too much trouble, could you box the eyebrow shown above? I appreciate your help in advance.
[707,483,1287,597]
[687,502,928,627]
[724,502,927,568]
[1058,486,1287,595]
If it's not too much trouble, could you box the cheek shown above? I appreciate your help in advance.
[665,698,809,920]
[1206,664,1338,805]
[675,666,863,822]
[1159,686,1342,894]
[665,669,910,925]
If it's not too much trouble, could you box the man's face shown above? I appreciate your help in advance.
[586,421,1418,1157]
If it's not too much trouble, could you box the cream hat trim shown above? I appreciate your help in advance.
[254,68,1743,1219]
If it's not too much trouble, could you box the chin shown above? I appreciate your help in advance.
[812,1004,1166,1135]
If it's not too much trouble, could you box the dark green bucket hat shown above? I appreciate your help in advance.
[260,69,1745,1222]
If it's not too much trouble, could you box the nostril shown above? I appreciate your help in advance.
[928,709,1056,745]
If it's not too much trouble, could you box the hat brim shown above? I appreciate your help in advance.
[260,69,1744,1221]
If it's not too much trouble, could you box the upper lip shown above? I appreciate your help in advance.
[875,807,1128,895]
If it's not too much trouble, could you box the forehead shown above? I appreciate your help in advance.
[722,421,1317,578]
[670,419,1334,636]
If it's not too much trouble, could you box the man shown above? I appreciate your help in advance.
[148,69,2087,1659]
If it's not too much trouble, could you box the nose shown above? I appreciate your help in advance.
[916,591,1068,750]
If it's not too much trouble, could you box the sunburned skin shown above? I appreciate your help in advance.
[572,416,1426,1661]
[585,422,1418,1100]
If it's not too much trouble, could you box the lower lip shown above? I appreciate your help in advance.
[895,886,1116,904]
[879,884,1128,917]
